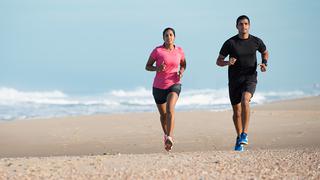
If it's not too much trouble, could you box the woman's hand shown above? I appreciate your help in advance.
[177,71,183,79]
[156,61,166,72]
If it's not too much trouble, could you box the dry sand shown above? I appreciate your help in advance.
[0,96,319,179]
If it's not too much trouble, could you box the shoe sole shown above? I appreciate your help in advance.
[240,142,248,145]
[235,149,244,152]
[234,146,244,151]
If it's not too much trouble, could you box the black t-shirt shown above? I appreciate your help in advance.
[219,34,266,83]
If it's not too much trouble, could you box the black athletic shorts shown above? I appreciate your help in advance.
[152,84,181,104]
[229,76,257,105]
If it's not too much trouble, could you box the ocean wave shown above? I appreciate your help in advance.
[108,87,151,97]
[0,87,315,121]
[0,87,70,105]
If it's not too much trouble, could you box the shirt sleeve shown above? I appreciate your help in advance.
[219,40,230,57]
[257,38,267,53]
[150,48,158,60]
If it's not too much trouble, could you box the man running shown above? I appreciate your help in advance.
[216,15,269,151]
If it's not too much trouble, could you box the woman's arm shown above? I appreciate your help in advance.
[145,57,157,71]
[145,57,166,72]
[178,59,186,79]
[179,59,186,74]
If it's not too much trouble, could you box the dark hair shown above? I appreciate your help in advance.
[236,15,250,25]
[162,27,175,37]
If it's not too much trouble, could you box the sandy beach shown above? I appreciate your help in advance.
[0,96,319,179]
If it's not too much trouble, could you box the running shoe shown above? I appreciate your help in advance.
[239,132,248,145]
[165,136,174,152]
[234,137,244,151]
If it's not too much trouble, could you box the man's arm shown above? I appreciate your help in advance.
[216,55,236,67]
[260,50,269,72]
[261,50,269,65]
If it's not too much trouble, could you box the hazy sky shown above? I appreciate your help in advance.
[1,0,319,94]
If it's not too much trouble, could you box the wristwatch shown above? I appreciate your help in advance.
[262,59,268,66]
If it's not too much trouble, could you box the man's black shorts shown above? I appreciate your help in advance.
[229,77,257,105]
[152,84,181,104]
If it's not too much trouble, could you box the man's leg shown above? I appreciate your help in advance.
[229,83,244,151]
[232,103,244,151]
[232,103,242,137]
[238,91,252,145]
[241,92,252,134]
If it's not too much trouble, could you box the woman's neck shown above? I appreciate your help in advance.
[164,43,175,50]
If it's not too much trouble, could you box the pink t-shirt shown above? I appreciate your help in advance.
[150,45,185,89]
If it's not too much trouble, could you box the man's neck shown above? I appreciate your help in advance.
[238,33,249,39]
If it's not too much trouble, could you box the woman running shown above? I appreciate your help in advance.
[145,27,186,151]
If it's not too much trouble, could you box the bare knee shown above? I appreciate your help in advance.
[233,109,241,119]
[241,98,250,107]
[160,113,167,120]
[232,104,241,118]
[166,108,174,117]
[241,92,252,107]
[241,100,250,107]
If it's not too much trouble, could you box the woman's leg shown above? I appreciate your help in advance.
[164,92,179,151]
[166,92,179,137]
[156,103,167,135]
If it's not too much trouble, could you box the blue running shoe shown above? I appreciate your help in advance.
[239,132,248,145]
[234,137,244,151]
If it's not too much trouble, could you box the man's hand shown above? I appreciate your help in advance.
[228,57,237,66]
[260,63,267,72]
